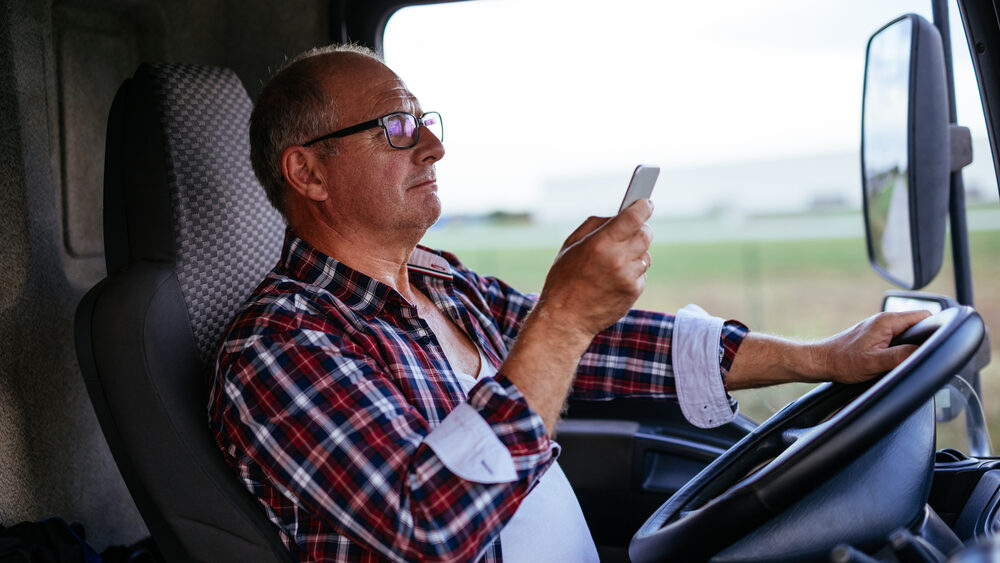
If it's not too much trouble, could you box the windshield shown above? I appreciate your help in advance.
[384,0,1000,452]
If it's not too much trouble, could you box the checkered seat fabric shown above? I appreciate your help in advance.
[108,63,285,366]
[76,63,289,562]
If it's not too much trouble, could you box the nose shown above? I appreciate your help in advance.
[412,124,445,164]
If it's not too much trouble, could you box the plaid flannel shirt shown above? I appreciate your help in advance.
[209,232,747,562]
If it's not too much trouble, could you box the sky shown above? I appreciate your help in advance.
[382,0,996,219]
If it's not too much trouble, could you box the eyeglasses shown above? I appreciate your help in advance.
[301,111,443,149]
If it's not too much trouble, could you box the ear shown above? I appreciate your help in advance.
[280,145,329,202]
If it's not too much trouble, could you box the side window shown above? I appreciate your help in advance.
[920,2,1000,449]
[384,1,998,441]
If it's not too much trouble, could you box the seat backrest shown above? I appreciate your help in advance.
[75,63,289,563]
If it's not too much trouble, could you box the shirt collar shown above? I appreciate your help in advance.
[407,245,454,280]
[280,230,454,319]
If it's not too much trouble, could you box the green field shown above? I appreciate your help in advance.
[423,222,1000,450]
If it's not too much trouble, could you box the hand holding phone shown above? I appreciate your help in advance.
[618,165,660,213]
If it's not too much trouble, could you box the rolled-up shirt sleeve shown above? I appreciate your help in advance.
[674,304,740,428]
[425,375,557,483]
[568,303,748,429]
[424,403,519,483]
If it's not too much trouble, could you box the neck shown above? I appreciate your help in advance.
[291,215,425,298]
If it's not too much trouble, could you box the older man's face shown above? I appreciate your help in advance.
[311,55,445,240]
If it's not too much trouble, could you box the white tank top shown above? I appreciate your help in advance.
[453,350,600,563]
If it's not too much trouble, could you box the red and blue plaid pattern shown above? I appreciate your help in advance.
[209,232,746,562]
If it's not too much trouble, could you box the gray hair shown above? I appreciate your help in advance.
[249,43,382,218]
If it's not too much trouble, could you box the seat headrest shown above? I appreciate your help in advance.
[104,62,285,366]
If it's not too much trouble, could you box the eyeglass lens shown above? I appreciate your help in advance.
[385,113,443,148]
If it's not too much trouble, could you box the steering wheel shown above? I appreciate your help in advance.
[629,306,985,562]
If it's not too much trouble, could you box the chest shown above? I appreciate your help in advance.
[413,295,481,376]
[347,292,502,424]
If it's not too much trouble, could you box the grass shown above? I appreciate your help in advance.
[423,222,1000,451]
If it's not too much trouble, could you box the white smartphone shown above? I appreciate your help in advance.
[618,165,660,213]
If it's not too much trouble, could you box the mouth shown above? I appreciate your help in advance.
[409,177,437,190]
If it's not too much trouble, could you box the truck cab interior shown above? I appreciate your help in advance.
[3,1,1000,561]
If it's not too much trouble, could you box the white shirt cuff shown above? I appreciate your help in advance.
[423,402,519,483]
[673,304,735,428]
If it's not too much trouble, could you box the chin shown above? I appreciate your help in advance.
[421,195,442,225]
[399,197,441,234]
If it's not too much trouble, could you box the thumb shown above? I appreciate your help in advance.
[604,199,654,241]
[562,216,610,249]
[880,343,920,372]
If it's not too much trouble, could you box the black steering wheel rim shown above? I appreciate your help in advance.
[629,306,985,562]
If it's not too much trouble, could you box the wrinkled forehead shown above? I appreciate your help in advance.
[319,54,421,123]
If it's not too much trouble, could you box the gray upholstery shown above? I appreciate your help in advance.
[75,63,289,562]
[157,64,285,366]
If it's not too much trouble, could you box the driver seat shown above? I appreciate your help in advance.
[74,63,290,562]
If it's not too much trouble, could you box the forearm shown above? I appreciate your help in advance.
[725,310,929,389]
[495,200,654,434]
[501,300,595,434]
[724,333,823,390]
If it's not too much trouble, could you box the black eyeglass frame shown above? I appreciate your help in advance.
[300,111,443,149]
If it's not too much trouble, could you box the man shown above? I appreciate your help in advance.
[209,44,928,562]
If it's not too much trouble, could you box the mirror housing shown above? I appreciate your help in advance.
[861,13,951,289]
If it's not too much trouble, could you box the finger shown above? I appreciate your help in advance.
[629,223,654,252]
[604,199,654,241]
[631,254,650,292]
[881,310,933,336]
[632,256,648,277]
[638,252,652,273]
[879,343,920,371]
[622,197,655,215]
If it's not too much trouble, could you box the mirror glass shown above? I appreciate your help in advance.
[882,295,943,314]
[863,17,914,287]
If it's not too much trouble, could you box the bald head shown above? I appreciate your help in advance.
[249,44,388,218]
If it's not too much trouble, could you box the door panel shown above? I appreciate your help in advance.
[557,399,755,548]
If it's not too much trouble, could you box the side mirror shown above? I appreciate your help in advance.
[881,289,956,314]
[861,14,956,289]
